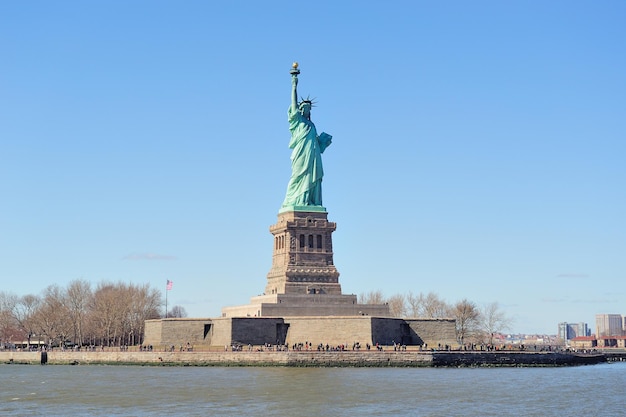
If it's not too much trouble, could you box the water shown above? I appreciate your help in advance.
[1,362,624,416]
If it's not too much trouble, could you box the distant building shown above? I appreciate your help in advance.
[577,322,589,337]
[569,336,597,350]
[558,322,589,342]
[597,336,626,348]
[595,314,623,337]
[558,322,573,341]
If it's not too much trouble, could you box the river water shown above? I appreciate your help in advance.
[1,362,624,416]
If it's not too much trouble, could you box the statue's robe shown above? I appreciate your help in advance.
[282,105,332,208]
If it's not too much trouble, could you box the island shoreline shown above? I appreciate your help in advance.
[0,350,609,367]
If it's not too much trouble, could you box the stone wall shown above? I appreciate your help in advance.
[0,350,605,367]
[144,316,458,350]
[431,351,607,366]
[144,316,459,351]
[144,318,213,349]
[230,318,285,346]
[221,293,390,318]
[146,317,286,349]
[406,318,457,348]
[284,316,374,346]
[0,350,433,367]
[260,303,389,317]
[371,317,412,345]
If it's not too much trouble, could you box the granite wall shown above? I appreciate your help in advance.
[144,316,458,350]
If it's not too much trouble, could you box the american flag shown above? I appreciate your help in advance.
[166,280,173,291]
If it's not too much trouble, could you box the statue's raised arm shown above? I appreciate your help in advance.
[281,63,333,211]
[290,62,299,111]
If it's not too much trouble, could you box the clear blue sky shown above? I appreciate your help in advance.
[1,1,624,335]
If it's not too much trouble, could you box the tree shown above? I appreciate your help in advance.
[167,305,188,318]
[479,302,512,345]
[126,283,161,345]
[12,294,41,344]
[65,279,92,346]
[386,294,406,318]
[90,283,125,346]
[0,291,20,344]
[451,299,480,345]
[421,292,450,318]
[85,282,162,347]
[4,280,162,348]
[358,290,385,305]
[33,285,72,347]
[405,291,422,317]
[402,292,450,318]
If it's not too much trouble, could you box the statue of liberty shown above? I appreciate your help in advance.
[281,63,332,210]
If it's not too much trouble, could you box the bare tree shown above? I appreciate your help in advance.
[34,285,72,347]
[0,292,20,345]
[126,283,161,345]
[12,294,41,344]
[90,283,125,346]
[115,283,134,346]
[405,291,422,317]
[386,294,406,318]
[421,292,450,318]
[479,302,512,345]
[5,280,163,348]
[402,292,450,318]
[65,279,92,346]
[358,290,385,304]
[87,282,161,347]
[167,305,188,318]
[451,299,480,345]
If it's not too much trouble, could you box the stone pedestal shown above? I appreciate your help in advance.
[221,209,390,319]
[220,293,391,318]
[265,210,340,296]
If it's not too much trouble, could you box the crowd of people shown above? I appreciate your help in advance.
[222,341,414,352]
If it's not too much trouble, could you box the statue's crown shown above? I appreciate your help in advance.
[299,96,316,108]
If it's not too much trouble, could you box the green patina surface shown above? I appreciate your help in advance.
[279,205,327,214]
[281,64,332,210]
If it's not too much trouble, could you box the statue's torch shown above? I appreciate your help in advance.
[290,61,300,76]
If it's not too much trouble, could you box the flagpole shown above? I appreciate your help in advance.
[165,281,168,319]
